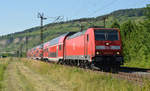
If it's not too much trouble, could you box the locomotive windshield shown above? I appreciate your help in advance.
[94,30,119,41]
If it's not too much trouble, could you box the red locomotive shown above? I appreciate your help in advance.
[27,27,124,70]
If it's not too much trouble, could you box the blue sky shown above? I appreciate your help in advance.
[0,0,149,35]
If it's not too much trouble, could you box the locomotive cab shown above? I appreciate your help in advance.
[92,28,124,69]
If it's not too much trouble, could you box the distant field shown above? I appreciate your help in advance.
[0,58,150,91]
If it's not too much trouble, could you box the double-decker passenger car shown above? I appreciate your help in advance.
[42,32,75,62]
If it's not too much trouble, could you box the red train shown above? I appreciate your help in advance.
[27,27,124,70]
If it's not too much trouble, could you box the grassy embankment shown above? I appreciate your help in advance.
[22,58,150,91]
[0,58,150,91]
[0,58,10,89]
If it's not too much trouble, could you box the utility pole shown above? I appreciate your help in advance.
[78,20,84,32]
[102,15,108,28]
[25,32,28,57]
[38,12,47,60]
[16,50,19,57]
[19,44,23,57]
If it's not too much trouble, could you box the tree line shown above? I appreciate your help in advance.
[111,5,150,66]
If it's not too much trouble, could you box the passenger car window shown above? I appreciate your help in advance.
[87,34,89,42]
[59,45,61,50]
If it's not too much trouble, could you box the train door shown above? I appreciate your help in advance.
[58,44,63,58]
[56,45,58,57]
[84,34,89,57]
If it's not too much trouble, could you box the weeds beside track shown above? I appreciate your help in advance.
[23,58,150,91]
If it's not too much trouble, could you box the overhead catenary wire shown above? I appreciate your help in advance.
[69,0,120,29]
[38,0,120,34]
[86,0,120,28]
[87,0,119,17]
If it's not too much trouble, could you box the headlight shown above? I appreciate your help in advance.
[106,43,109,46]
[96,51,101,55]
[116,52,120,55]
[96,51,99,55]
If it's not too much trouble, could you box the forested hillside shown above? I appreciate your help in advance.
[0,6,150,68]
[121,6,150,68]
[110,5,150,68]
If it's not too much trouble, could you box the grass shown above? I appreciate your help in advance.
[16,65,35,91]
[0,58,10,89]
[21,58,150,91]
[0,58,149,91]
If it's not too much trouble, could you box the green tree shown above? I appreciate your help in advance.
[145,4,150,19]
[120,20,142,62]
[120,16,150,66]
[120,20,137,38]
[111,20,120,28]
[142,4,150,33]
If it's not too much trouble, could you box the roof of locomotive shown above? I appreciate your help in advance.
[67,28,119,39]
[92,28,120,31]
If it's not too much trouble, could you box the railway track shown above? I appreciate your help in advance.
[116,72,150,84]
[106,70,149,85]
[87,69,150,85]
[78,66,150,85]
[120,67,150,73]
[117,67,150,84]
